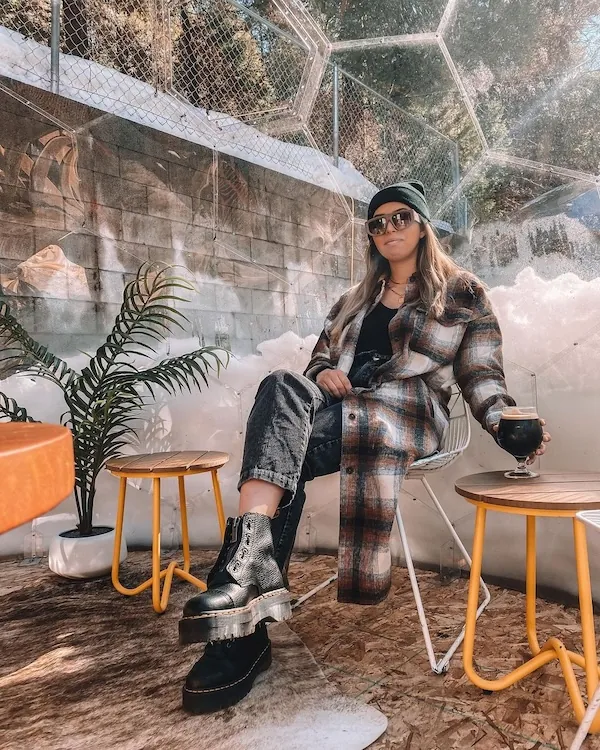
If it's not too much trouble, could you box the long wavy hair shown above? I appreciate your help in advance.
[330,223,461,340]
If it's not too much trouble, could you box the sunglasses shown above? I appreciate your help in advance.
[365,209,420,237]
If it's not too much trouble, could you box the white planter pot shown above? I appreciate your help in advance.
[48,526,127,579]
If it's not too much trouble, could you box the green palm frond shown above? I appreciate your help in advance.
[93,263,194,364]
[0,392,39,423]
[104,346,229,398]
[0,301,76,389]
[75,264,197,412]
[71,388,147,530]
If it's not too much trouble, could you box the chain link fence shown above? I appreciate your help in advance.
[1,0,460,203]
[1,0,52,87]
[58,0,160,119]
[309,64,459,211]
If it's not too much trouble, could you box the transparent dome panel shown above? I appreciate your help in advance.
[304,0,448,40]
[445,0,600,174]
[332,46,484,187]
[0,79,94,358]
[439,160,599,284]
[168,0,309,124]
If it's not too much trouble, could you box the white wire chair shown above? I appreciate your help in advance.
[569,509,600,750]
[292,388,492,675]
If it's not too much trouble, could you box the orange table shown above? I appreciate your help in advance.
[455,471,600,734]
[0,422,74,535]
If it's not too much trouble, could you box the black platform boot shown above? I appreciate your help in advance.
[179,512,291,644]
[182,623,271,714]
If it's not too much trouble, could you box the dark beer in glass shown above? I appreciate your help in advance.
[497,407,543,479]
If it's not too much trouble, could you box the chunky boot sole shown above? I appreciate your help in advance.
[179,588,292,644]
[182,643,272,714]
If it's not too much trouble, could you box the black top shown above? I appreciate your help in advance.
[354,302,398,358]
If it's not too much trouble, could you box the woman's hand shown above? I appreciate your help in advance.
[493,418,552,464]
[316,368,352,399]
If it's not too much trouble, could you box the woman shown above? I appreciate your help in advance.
[178,181,550,714]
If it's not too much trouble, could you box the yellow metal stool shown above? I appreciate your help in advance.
[106,450,229,613]
[455,471,600,734]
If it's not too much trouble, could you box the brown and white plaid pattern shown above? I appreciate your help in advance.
[304,273,515,604]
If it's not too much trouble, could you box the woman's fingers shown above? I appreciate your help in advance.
[320,371,344,398]
[335,372,352,396]
[527,431,551,463]
[329,373,349,397]
[323,378,341,398]
[321,371,352,398]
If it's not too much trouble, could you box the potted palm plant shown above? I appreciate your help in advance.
[0,263,228,578]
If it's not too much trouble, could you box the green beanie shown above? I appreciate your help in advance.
[367,180,431,223]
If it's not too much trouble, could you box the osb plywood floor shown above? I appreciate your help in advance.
[286,553,600,750]
[3,550,600,750]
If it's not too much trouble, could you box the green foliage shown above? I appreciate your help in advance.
[0,393,38,423]
[171,0,277,116]
[0,264,229,536]
[2,0,52,44]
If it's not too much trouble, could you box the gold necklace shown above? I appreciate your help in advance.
[384,281,405,302]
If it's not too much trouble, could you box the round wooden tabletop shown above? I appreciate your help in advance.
[0,422,74,535]
[105,450,230,476]
[455,471,600,512]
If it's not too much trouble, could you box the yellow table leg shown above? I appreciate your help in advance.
[111,476,166,596]
[175,473,207,592]
[111,471,207,612]
[524,516,588,720]
[151,477,164,613]
[525,516,541,654]
[527,516,600,682]
[463,506,560,691]
[178,475,191,574]
[111,477,127,593]
[211,469,226,540]
[462,504,600,732]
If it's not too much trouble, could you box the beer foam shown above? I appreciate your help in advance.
[500,412,539,420]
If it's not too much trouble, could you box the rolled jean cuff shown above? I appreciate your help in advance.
[238,467,298,494]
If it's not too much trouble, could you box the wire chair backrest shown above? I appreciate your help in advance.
[407,388,471,474]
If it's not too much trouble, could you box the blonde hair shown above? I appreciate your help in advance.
[330,223,460,340]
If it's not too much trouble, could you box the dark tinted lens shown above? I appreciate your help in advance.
[366,217,388,236]
[390,210,414,230]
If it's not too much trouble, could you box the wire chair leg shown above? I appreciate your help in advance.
[414,476,492,673]
[395,504,439,672]
[292,570,338,609]
[290,471,492,673]
[570,682,600,750]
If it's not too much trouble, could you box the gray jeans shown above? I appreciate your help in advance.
[239,370,342,574]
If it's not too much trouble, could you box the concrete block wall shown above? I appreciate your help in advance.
[0,77,358,359]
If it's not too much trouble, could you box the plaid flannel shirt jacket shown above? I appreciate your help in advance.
[303,272,515,605]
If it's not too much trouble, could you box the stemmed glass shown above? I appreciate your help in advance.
[497,407,544,479]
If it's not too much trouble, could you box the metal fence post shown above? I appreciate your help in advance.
[332,62,339,167]
[450,145,464,231]
[50,0,61,94]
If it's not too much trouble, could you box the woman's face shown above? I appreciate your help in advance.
[370,201,425,263]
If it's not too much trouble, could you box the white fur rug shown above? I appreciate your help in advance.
[0,557,387,750]
[206,622,388,750]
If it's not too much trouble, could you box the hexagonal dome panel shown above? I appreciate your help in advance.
[445,0,600,175]
[332,44,485,181]
[305,0,448,39]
